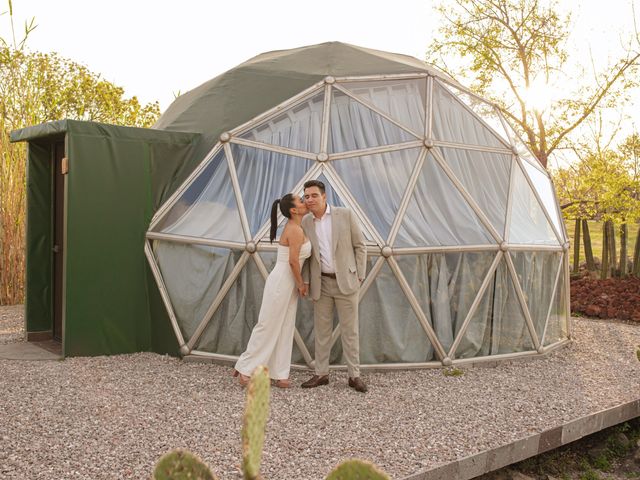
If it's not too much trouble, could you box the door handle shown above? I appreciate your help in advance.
[53,245,60,253]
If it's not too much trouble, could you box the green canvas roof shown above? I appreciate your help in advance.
[154,42,455,152]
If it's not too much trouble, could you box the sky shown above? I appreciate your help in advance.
[1,0,639,165]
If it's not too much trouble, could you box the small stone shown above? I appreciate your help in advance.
[612,431,630,450]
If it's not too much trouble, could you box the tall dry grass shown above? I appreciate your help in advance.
[0,121,26,305]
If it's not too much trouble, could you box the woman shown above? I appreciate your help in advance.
[233,193,311,388]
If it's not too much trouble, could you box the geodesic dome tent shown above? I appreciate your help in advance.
[147,42,570,368]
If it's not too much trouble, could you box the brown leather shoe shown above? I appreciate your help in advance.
[301,374,329,388]
[348,377,368,393]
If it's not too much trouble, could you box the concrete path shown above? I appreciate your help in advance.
[0,341,61,361]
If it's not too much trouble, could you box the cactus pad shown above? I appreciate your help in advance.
[242,365,271,480]
[153,449,217,480]
[325,459,390,480]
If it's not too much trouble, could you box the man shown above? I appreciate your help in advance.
[300,180,368,393]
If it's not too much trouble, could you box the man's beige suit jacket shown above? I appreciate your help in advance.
[302,207,367,301]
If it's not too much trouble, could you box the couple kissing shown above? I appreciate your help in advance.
[233,179,368,393]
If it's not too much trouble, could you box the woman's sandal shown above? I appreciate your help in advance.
[232,369,250,386]
[273,379,292,389]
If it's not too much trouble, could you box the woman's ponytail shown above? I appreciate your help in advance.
[269,193,296,243]
[269,199,280,243]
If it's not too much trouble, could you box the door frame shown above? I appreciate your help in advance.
[49,136,68,355]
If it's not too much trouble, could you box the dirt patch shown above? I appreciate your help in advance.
[571,276,640,323]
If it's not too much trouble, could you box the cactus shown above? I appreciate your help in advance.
[242,365,271,480]
[153,449,217,480]
[325,459,390,480]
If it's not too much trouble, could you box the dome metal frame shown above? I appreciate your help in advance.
[145,72,571,369]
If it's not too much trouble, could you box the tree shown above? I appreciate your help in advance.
[0,3,161,304]
[0,48,160,130]
[553,115,640,277]
[427,0,640,168]
[618,132,640,276]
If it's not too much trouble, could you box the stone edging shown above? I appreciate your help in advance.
[401,398,640,480]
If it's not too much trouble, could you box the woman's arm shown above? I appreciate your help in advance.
[286,227,308,297]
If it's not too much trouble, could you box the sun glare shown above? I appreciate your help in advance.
[522,78,558,113]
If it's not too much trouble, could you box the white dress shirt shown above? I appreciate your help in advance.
[314,204,335,274]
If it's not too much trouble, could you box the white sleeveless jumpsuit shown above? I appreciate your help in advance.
[235,241,311,380]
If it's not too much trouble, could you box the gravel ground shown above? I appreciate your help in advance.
[0,305,24,345]
[0,305,638,480]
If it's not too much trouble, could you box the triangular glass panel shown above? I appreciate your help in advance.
[340,78,426,134]
[153,242,241,344]
[455,257,535,357]
[328,87,417,153]
[510,251,562,344]
[431,81,506,150]
[543,260,568,346]
[395,152,496,247]
[440,82,512,147]
[437,147,511,236]
[239,91,324,153]
[501,119,547,172]
[508,160,559,244]
[231,144,312,237]
[521,161,564,240]
[358,260,436,363]
[195,255,266,355]
[332,148,421,241]
[152,149,244,242]
[395,252,496,353]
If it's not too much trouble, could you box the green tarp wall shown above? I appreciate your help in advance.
[11,120,201,357]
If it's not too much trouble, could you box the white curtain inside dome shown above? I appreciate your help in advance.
[544,261,569,346]
[328,88,416,153]
[440,83,512,147]
[239,92,324,153]
[154,241,237,342]
[396,252,496,355]
[358,261,436,363]
[395,153,496,247]
[455,258,535,358]
[340,78,426,134]
[231,144,312,237]
[431,81,506,150]
[437,147,511,238]
[152,150,245,242]
[510,251,562,343]
[332,148,421,241]
[195,257,266,355]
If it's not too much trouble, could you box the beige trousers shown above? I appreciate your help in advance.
[314,276,360,378]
